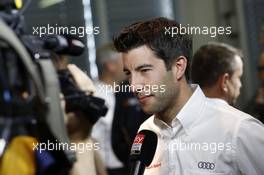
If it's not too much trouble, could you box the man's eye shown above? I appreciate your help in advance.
[125,72,131,76]
[141,69,150,73]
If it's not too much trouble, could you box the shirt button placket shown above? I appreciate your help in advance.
[168,138,177,175]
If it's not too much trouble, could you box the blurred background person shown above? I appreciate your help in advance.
[245,54,264,123]
[52,49,108,175]
[64,64,108,175]
[91,43,126,175]
[191,42,243,106]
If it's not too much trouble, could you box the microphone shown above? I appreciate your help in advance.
[128,130,158,175]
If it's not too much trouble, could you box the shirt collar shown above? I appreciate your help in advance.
[208,98,228,105]
[171,84,206,134]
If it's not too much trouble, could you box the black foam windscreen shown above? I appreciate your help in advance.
[130,130,158,166]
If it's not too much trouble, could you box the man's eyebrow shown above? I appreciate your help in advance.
[123,64,153,72]
[135,64,153,71]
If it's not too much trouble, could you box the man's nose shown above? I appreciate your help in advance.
[130,73,144,93]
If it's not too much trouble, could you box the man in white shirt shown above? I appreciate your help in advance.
[191,42,243,106]
[91,43,126,175]
[113,17,264,175]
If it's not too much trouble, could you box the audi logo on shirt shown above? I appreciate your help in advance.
[197,161,215,170]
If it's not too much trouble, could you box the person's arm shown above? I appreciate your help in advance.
[236,117,264,174]
[94,149,108,175]
[67,64,96,94]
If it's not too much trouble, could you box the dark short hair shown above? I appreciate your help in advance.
[96,43,119,76]
[191,43,243,87]
[113,17,192,80]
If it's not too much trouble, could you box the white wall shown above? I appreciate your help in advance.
[178,0,219,52]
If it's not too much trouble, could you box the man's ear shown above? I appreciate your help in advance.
[219,73,230,92]
[171,56,187,80]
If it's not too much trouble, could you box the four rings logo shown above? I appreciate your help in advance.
[198,161,215,170]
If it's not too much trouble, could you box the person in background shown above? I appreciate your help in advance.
[65,64,108,175]
[191,42,243,106]
[91,43,126,175]
[245,53,264,123]
[53,53,108,175]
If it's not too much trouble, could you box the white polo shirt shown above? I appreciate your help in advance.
[91,81,124,169]
[139,85,264,175]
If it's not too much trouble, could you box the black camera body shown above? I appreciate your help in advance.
[58,69,108,124]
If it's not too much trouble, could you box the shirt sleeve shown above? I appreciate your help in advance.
[236,117,264,175]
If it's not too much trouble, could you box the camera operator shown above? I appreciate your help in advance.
[0,2,108,174]
[52,53,108,175]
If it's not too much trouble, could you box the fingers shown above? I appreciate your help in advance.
[67,64,96,94]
